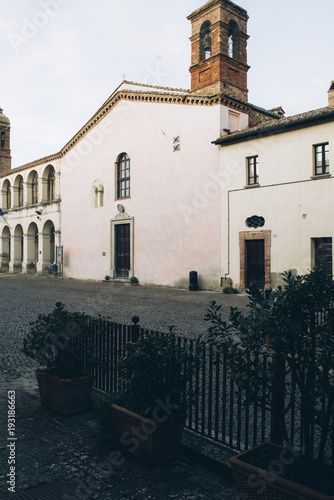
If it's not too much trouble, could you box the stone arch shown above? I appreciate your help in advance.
[42,220,55,271]
[42,164,56,201]
[13,175,24,208]
[1,225,10,271]
[26,222,39,272]
[2,178,11,210]
[27,170,38,205]
[13,224,23,271]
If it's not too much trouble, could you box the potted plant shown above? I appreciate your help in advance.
[22,302,99,415]
[205,266,334,499]
[95,327,200,464]
[129,275,139,285]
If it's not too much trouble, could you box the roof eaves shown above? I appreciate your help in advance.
[213,108,334,145]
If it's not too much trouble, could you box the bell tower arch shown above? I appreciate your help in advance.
[0,108,11,174]
[188,0,250,100]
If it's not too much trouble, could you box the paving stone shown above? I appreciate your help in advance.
[9,480,76,499]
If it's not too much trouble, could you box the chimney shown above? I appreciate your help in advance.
[328,81,334,107]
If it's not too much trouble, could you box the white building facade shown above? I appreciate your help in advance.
[214,96,334,289]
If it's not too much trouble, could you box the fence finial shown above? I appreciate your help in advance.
[131,315,140,325]
[131,316,140,342]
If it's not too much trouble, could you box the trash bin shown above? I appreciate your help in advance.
[189,271,198,291]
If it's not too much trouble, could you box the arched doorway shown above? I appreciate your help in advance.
[42,220,55,273]
[13,225,23,272]
[27,222,38,273]
[1,226,10,271]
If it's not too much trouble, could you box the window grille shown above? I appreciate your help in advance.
[246,215,265,228]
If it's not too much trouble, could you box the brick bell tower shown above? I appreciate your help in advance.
[0,107,11,174]
[188,0,250,101]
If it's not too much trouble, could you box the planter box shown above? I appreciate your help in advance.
[230,442,334,500]
[36,371,94,415]
[109,403,186,464]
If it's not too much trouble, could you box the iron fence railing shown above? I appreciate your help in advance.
[73,315,334,464]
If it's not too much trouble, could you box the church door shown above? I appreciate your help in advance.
[115,224,130,278]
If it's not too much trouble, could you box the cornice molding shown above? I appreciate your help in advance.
[1,85,259,178]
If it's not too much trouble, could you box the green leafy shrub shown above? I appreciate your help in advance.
[222,286,239,294]
[114,327,200,416]
[22,302,101,378]
[205,266,334,462]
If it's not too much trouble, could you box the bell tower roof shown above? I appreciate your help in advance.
[188,0,247,20]
[0,108,10,124]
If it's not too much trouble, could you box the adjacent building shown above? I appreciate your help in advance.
[214,87,334,289]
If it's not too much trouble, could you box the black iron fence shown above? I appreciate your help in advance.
[78,316,334,464]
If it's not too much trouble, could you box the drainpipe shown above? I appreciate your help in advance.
[224,189,231,281]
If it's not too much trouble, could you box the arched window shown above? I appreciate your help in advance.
[200,21,211,61]
[228,20,239,59]
[32,173,38,204]
[116,154,130,199]
[18,178,24,207]
[0,132,5,148]
[47,167,55,201]
[6,184,11,209]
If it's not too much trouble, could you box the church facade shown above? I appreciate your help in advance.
[1,0,333,290]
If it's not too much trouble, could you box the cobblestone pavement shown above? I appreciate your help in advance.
[0,386,238,500]
[0,275,245,499]
[0,274,249,381]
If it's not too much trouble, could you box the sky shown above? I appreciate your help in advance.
[1,0,333,168]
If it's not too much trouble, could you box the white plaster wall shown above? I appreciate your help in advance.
[60,99,226,289]
[219,121,334,287]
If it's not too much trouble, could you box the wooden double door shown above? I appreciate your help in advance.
[115,223,130,278]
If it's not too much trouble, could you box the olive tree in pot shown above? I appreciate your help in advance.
[22,302,99,415]
[205,266,334,499]
[96,327,200,464]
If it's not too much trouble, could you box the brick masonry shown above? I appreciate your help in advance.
[0,117,11,174]
[188,0,249,99]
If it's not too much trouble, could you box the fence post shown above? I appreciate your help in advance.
[131,315,140,342]
[271,353,285,445]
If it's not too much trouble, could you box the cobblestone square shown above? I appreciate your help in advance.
[0,275,248,499]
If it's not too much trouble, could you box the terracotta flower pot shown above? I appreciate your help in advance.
[230,442,334,500]
[36,371,94,415]
[109,403,186,464]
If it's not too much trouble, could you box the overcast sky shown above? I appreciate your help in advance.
[1,0,333,168]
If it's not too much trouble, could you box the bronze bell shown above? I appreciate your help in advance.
[202,32,211,51]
